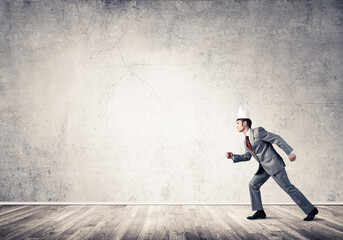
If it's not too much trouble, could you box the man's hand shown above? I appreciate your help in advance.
[289,153,296,162]
[226,152,233,159]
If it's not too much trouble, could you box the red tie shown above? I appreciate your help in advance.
[245,136,254,153]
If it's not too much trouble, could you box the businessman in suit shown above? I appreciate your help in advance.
[226,111,318,221]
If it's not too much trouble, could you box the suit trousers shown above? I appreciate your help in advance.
[249,168,314,214]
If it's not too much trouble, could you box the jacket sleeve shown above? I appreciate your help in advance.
[258,127,294,155]
[233,152,252,163]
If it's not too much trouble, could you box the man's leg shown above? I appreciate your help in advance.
[272,168,314,214]
[249,169,270,211]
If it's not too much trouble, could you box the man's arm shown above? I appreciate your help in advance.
[226,151,252,162]
[233,152,252,162]
[257,127,294,155]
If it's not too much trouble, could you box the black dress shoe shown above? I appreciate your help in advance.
[304,207,318,221]
[247,210,266,220]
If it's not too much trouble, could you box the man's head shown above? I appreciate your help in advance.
[236,118,252,133]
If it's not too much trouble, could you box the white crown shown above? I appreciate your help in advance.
[237,105,250,119]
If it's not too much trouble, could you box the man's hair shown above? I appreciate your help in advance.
[239,118,252,128]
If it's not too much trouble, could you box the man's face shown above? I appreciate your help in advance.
[236,120,245,132]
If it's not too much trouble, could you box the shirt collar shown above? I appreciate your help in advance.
[245,128,251,137]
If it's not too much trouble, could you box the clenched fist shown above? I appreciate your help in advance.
[226,152,233,159]
[289,153,296,162]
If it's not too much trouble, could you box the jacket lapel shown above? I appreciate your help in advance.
[250,128,256,149]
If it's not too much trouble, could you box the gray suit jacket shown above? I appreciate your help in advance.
[233,127,294,176]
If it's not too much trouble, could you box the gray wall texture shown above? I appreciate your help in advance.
[0,0,342,203]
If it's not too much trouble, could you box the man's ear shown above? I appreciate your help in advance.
[242,121,247,127]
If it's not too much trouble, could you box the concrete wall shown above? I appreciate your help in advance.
[0,0,342,203]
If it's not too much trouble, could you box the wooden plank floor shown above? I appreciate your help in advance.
[0,205,342,240]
